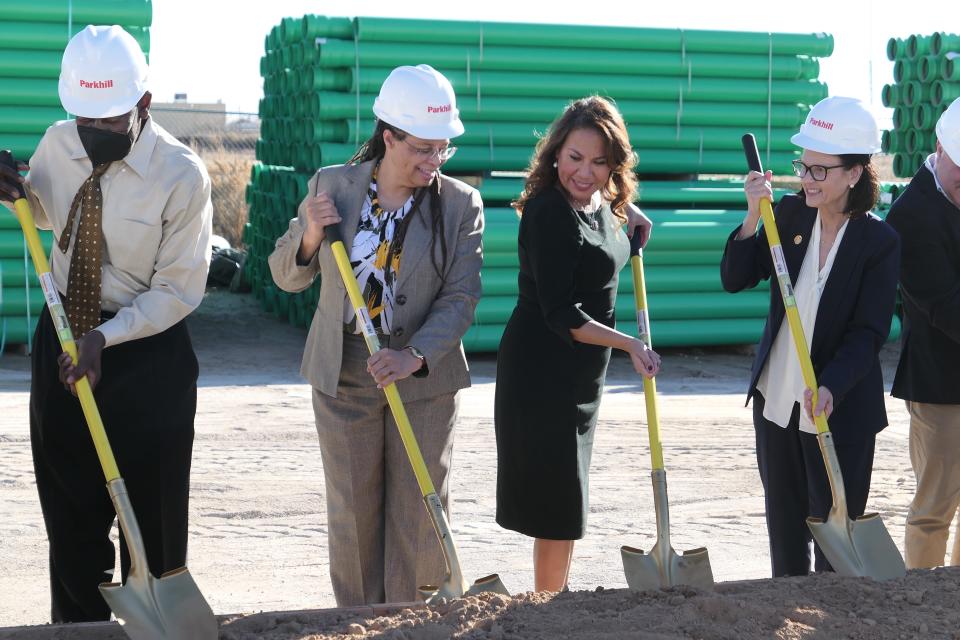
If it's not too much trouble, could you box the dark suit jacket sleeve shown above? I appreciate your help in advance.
[887,203,960,345]
[819,227,901,404]
[720,217,773,293]
[521,195,592,347]
[406,187,484,369]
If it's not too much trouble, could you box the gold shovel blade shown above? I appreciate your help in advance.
[416,494,510,603]
[622,469,714,591]
[100,566,217,640]
[621,543,714,591]
[418,574,510,603]
[807,512,906,581]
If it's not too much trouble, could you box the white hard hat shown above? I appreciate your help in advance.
[58,25,149,118]
[372,64,464,140]
[935,97,960,164]
[790,96,881,155]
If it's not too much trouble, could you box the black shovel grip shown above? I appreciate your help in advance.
[325,222,343,245]
[741,134,765,175]
[0,150,26,200]
[629,224,643,256]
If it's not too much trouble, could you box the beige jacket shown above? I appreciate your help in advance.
[268,160,483,402]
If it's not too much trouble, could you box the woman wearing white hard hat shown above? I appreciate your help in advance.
[721,96,900,577]
[269,64,481,605]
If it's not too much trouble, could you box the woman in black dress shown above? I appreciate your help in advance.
[495,96,659,592]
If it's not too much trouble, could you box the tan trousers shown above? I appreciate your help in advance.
[312,334,458,606]
[904,400,960,569]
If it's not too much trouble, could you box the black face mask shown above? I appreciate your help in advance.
[77,124,135,166]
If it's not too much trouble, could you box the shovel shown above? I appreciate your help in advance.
[324,219,508,603]
[620,231,714,591]
[0,150,218,639]
[740,135,905,580]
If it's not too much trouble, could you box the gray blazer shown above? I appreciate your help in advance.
[268,160,484,402]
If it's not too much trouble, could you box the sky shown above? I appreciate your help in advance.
[148,0,947,128]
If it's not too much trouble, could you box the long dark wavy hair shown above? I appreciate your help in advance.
[348,119,449,280]
[513,96,637,221]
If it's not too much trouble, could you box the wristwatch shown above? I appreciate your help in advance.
[405,345,428,377]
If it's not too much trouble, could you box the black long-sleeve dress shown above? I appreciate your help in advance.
[494,186,629,540]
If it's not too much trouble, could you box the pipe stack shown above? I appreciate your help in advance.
[247,15,835,348]
[883,33,960,177]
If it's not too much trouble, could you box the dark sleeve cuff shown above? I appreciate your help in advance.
[546,304,593,347]
[412,363,429,378]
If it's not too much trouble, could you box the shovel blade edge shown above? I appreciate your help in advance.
[466,574,510,597]
[100,567,217,640]
[807,513,906,581]
[622,545,714,591]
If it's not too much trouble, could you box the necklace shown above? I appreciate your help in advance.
[564,189,602,230]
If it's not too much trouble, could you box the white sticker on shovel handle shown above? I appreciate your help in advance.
[39,272,74,341]
[771,245,797,308]
[356,307,377,339]
[636,310,651,347]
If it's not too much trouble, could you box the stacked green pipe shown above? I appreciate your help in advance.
[256,15,829,173]
[883,32,960,177]
[249,15,834,349]
[242,164,320,327]
[0,0,152,348]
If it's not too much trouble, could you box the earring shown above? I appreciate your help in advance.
[552,161,558,168]
[849,184,855,189]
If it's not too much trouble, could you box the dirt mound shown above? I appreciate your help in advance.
[217,567,960,640]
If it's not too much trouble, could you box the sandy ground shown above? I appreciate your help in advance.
[0,289,935,630]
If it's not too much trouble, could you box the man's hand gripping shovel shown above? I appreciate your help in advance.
[0,150,217,639]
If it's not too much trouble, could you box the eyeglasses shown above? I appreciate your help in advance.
[399,137,457,163]
[791,159,845,181]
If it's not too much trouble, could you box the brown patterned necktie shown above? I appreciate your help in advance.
[59,161,112,337]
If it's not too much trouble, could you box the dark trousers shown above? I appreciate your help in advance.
[753,392,875,577]
[30,307,199,623]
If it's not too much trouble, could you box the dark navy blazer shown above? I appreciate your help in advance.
[720,194,901,444]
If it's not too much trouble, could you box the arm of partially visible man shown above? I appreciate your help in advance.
[888,205,960,345]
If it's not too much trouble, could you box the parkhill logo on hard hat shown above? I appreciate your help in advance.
[809,117,834,131]
[427,104,451,113]
[79,79,114,89]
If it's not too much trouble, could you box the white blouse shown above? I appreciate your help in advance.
[756,213,848,433]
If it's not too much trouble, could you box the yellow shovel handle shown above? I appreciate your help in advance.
[325,227,436,496]
[11,197,121,481]
[629,238,664,471]
[742,135,829,435]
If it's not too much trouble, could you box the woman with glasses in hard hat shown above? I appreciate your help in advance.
[721,96,900,577]
[494,96,658,592]
[269,65,481,605]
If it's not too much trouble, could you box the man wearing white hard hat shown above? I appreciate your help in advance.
[0,26,212,621]
[269,65,481,604]
[722,96,900,576]
[886,97,960,569]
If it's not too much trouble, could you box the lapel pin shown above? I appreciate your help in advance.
[793,234,803,245]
